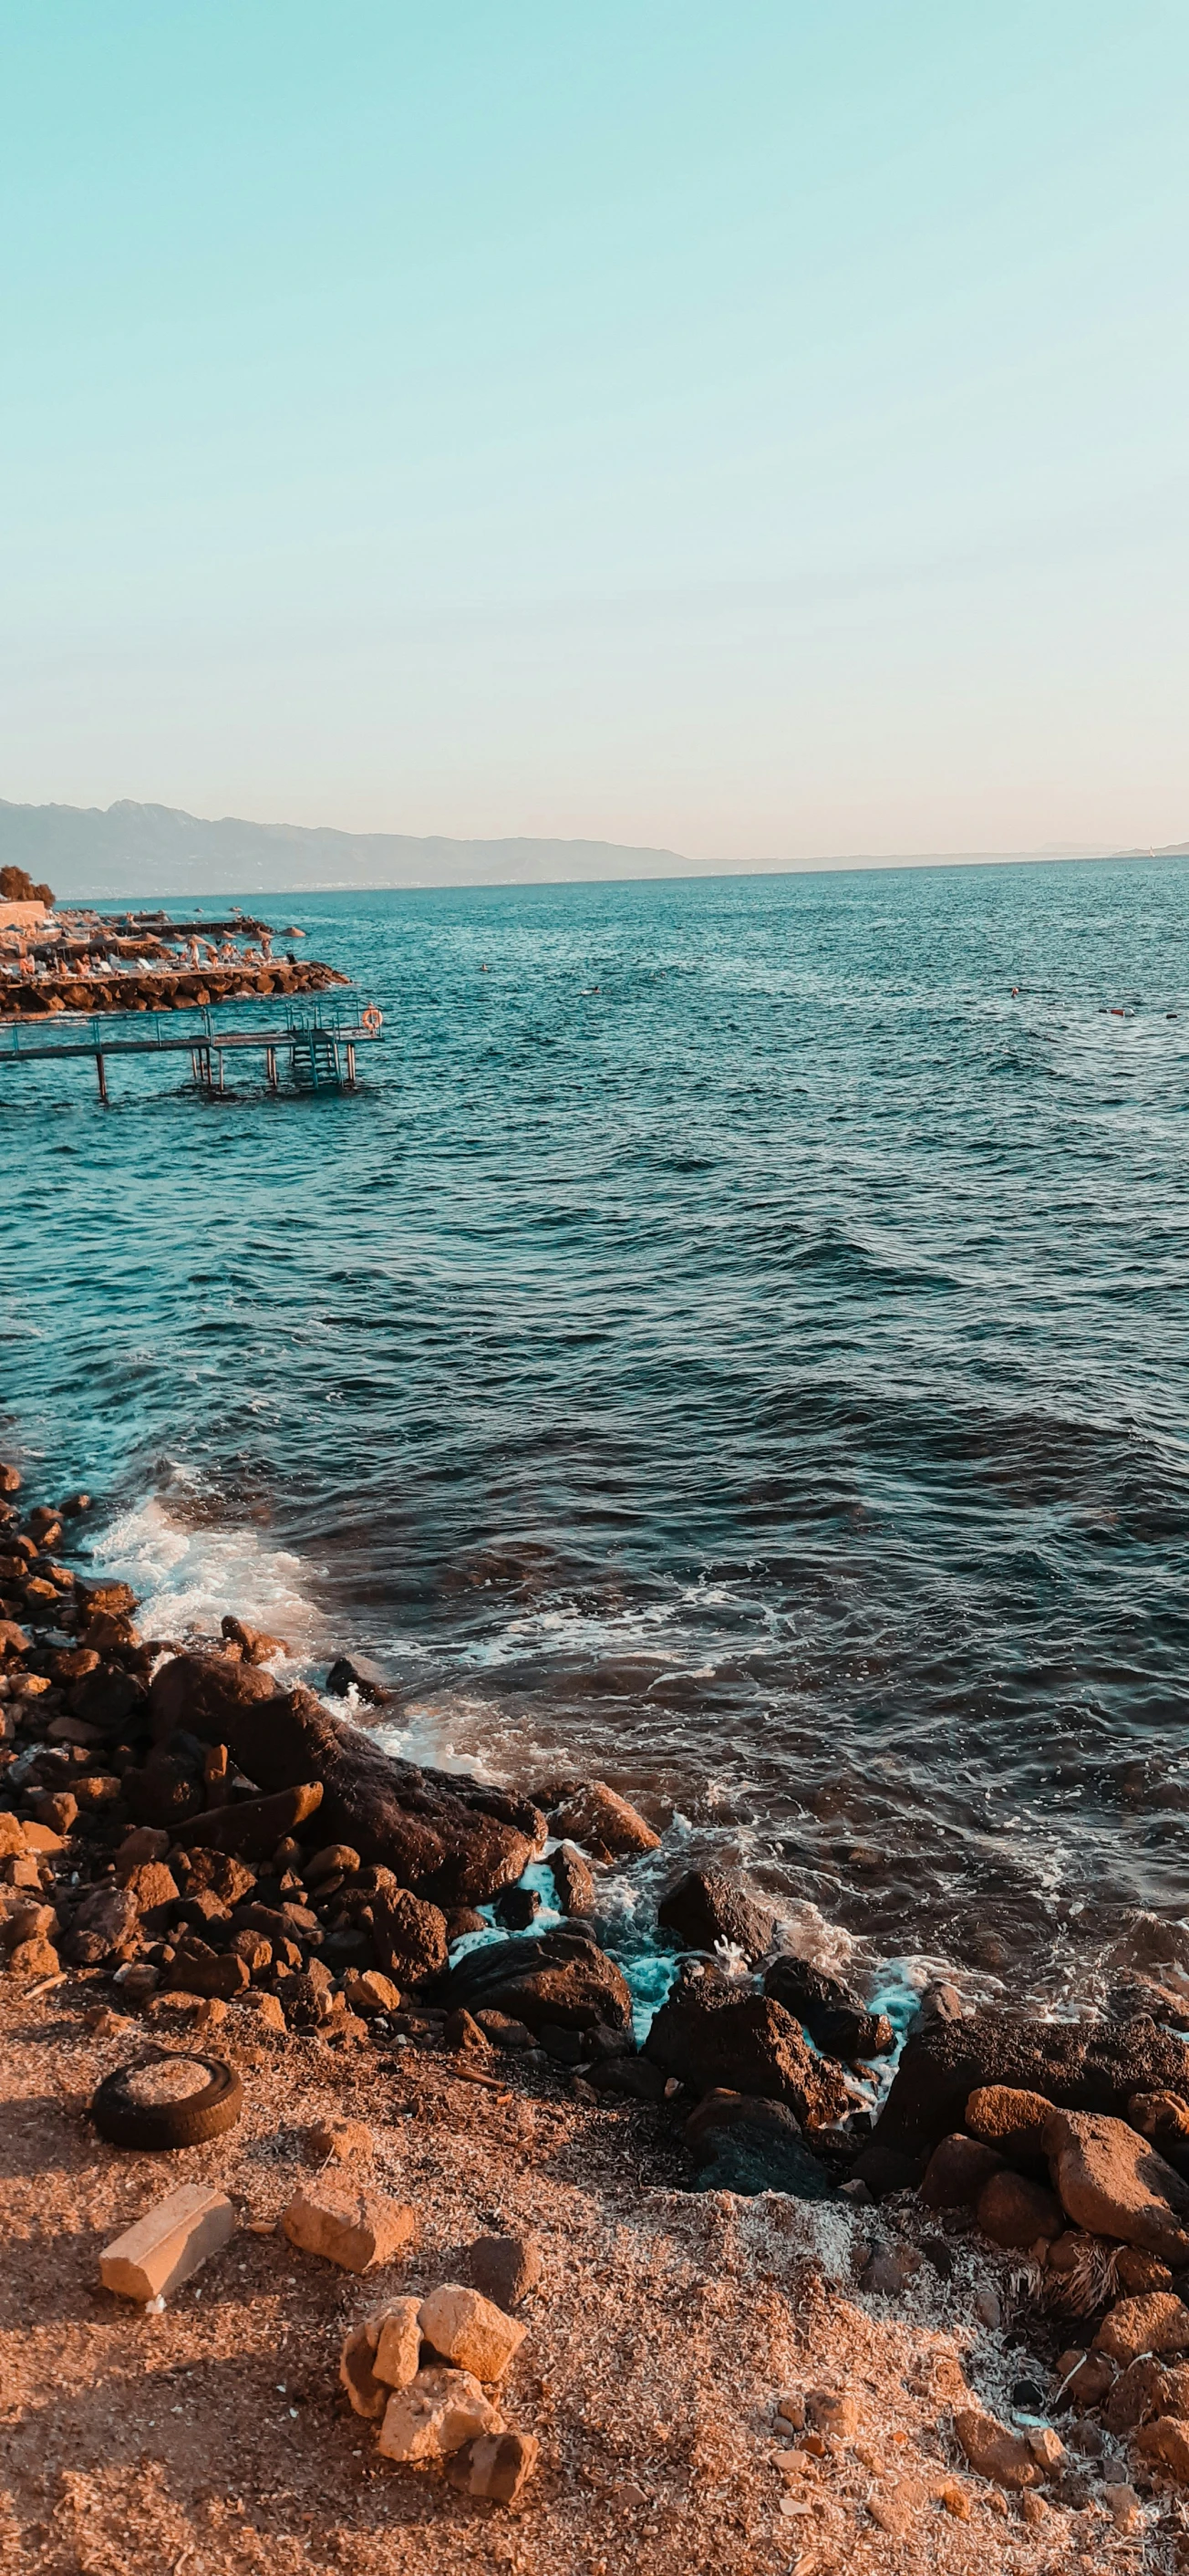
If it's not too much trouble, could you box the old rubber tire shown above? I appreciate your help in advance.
[90,2052,243,2151]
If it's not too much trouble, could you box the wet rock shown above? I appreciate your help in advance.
[494,1886,541,1931]
[325,1656,392,1707]
[220,1615,287,1665]
[1093,2291,1189,2364]
[462,2235,542,2311]
[763,1955,894,2062]
[150,1656,543,1903]
[857,2010,1189,2186]
[67,1884,140,1966]
[178,1781,324,1859]
[377,2367,499,2463]
[658,1869,776,1965]
[684,2090,835,2198]
[445,2428,539,2505]
[953,2411,1042,2490]
[446,1906,488,1938]
[545,1779,659,1861]
[965,2084,1055,2160]
[645,1973,850,2125]
[549,1843,595,1917]
[1110,1976,1189,2032]
[439,1927,633,2035]
[1044,2109,1189,2264]
[281,2185,417,2272]
[977,2168,1062,2250]
[419,2282,526,2381]
[373,1888,449,1985]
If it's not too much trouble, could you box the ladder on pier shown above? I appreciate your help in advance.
[288,1029,352,1088]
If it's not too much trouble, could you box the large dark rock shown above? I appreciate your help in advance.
[657,1869,775,1965]
[176,1780,324,1859]
[437,1926,634,2034]
[67,1662,147,1736]
[549,1842,595,1918]
[685,2089,835,2199]
[763,1955,894,2064]
[644,1969,851,2127]
[857,2011,1189,2194]
[148,1655,543,1905]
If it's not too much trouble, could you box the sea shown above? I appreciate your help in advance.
[3,857,1188,2033]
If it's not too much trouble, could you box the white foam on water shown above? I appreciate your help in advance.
[88,1490,330,1672]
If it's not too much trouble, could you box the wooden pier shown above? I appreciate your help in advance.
[0,1003,385,1102]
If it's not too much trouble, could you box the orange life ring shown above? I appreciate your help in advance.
[361,1004,383,1033]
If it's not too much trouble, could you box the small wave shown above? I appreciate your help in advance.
[88,1490,331,1671]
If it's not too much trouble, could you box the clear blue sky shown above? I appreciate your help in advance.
[2,3,1186,861]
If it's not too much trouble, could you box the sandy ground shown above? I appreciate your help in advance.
[0,1975,1179,2576]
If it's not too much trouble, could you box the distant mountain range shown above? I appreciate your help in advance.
[0,798,692,898]
[0,795,1184,900]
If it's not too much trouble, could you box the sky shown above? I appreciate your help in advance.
[2,2,1186,867]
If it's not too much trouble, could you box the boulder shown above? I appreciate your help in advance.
[377,2368,499,2464]
[437,1927,633,2035]
[494,1887,540,1930]
[545,1779,659,1861]
[325,1656,393,1707]
[763,1955,894,2062]
[446,2430,539,2506]
[372,1888,449,1985]
[857,2010,1189,2189]
[1044,2111,1189,2265]
[549,1843,595,1917]
[418,2283,526,2381]
[966,2085,1055,2160]
[658,1869,775,1964]
[1128,2091,1189,2144]
[220,1614,287,1665]
[1093,2293,1189,2365]
[344,1970,402,2016]
[148,1657,543,1903]
[976,2169,1062,2250]
[462,2235,543,2311]
[176,1781,324,1859]
[644,1971,850,2125]
[684,2090,835,2198]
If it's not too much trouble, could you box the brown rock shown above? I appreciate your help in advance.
[100,2184,235,2301]
[1102,2484,1142,2534]
[953,2411,1042,2490]
[232,1990,287,2034]
[1094,2291,1189,2363]
[7,1937,60,1979]
[122,1862,180,1921]
[67,1884,140,1965]
[115,1826,171,1878]
[220,1614,288,1665]
[935,2478,971,2519]
[860,2009,1189,2186]
[339,2320,389,2418]
[228,1928,272,1979]
[1134,2415,1189,2479]
[475,2010,536,2051]
[305,2117,372,2164]
[178,1781,324,1859]
[644,1973,850,2125]
[658,1868,775,1965]
[305,1843,361,1884]
[281,2185,417,2272]
[377,2367,499,2462]
[418,2283,526,2382]
[868,2480,924,2538]
[965,2084,1055,2157]
[0,1814,26,1859]
[167,1937,250,2000]
[1044,2108,1189,2264]
[71,1773,121,1813]
[1128,2090,1189,2142]
[1118,2247,1174,2292]
[442,1927,634,2039]
[463,2235,543,2311]
[21,1820,65,1853]
[763,1954,894,2062]
[1102,2355,1171,2435]
[549,1841,596,1917]
[32,1791,78,1835]
[977,2168,1062,2250]
[1055,2348,1115,2407]
[373,2296,423,2387]
[446,2430,539,2505]
[921,2134,1006,2209]
[373,1887,449,1985]
[344,1969,401,2016]
[805,2390,858,2437]
[546,1778,659,1861]
[443,2006,491,2053]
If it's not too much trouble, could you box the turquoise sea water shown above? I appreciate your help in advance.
[2,857,1187,2010]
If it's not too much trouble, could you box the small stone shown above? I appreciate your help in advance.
[860,2244,921,2297]
[373,2296,423,2388]
[463,2235,543,2312]
[7,1937,59,1979]
[921,2134,1005,2210]
[776,2392,806,2430]
[1101,2482,1142,2533]
[443,2007,491,2053]
[418,2282,527,2381]
[1093,2291,1189,2365]
[1133,2415,1189,2479]
[805,2390,857,2437]
[446,2428,539,2505]
[935,2478,970,2519]
[306,1844,361,1884]
[32,1791,78,1835]
[973,2282,1002,2331]
[868,2480,922,2537]
[1026,2425,1064,2470]
[344,1969,401,2015]
[281,2185,417,2273]
[965,2084,1055,2156]
[475,2010,535,2051]
[1102,2354,1166,2435]
[100,2184,235,2301]
[1044,2108,1189,2269]
[953,2411,1042,2490]
[376,2366,500,2462]
[1057,2350,1115,2408]
[1116,2246,1173,2293]
[115,1826,171,1877]
[112,1962,160,2001]
[1018,2491,1049,2524]
[233,1990,287,2034]
[977,2168,1062,2251]
[71,1775,121,1811]
[304,2118,373,2165]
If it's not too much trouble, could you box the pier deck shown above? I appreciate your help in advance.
[0,1003,384,1099]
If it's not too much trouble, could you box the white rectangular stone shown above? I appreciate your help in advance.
[100,2183,236,2301]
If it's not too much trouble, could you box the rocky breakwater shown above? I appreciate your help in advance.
[0,958,348,1018]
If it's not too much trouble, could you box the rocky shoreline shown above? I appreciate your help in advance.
[2,1457,1187,2569]
[0,957,349,1017]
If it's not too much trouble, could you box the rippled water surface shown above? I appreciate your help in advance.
[3,859,1188,2007]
